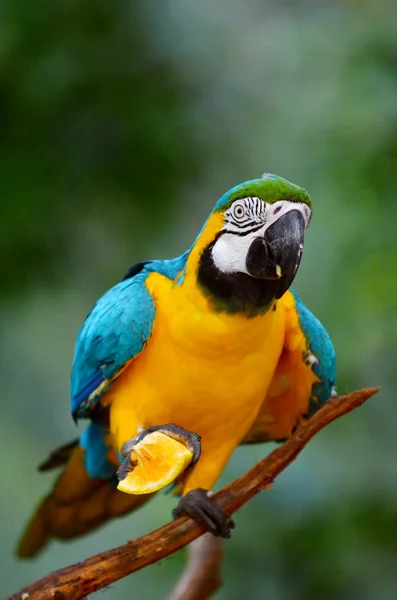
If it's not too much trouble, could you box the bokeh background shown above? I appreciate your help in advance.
[1,0,397,598]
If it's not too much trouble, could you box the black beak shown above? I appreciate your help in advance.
[246,210,305,299]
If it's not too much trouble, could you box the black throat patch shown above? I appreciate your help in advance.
[197,238,279,316]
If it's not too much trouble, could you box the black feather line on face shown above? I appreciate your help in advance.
[197,234,278,316]
[222,222,265,237]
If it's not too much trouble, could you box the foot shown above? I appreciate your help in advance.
[117,423,201,482]
[173,488,235,538]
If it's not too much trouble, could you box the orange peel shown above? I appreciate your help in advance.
[117,431,194,495]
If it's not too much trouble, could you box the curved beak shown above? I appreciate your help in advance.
[245,209,305,299]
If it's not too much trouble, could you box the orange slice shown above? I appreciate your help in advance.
[117,431,194,495]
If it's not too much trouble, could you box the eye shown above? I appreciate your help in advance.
[232,203,246,220]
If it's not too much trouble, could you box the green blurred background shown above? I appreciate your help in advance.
[1,0,397,598]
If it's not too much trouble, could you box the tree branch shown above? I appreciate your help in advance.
[9,387,379,600]
[168,534,223,600]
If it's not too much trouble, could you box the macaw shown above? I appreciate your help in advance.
[18,173,336,556]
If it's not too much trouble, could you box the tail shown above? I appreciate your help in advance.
[17,440,154,558]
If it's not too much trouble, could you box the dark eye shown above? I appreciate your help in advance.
[232,204,245,220]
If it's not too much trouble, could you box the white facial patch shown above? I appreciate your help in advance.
[212,231,258,275]
[211,197,311,275]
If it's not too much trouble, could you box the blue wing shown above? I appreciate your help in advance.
[291,289,337,413]
[70,268,156,419]
[70,253,189,420]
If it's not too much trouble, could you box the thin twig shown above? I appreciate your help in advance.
[168,534,223,600]
[9,387,379,600]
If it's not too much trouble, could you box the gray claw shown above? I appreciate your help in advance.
[173,488,235,539]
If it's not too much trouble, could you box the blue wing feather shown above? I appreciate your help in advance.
[70,253,189,419]
[71,270,156,418]
[80,421,116,478]
[291,289,336,413]
[72,372,106,410]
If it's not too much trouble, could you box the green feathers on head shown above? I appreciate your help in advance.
[214,173,311,212]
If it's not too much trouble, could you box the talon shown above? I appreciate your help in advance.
[120,436,140,459]
[117,436,141,481]
[116,457,134,481]
[173,488,234,539]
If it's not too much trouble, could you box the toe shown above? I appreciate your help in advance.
[173,488,233,539]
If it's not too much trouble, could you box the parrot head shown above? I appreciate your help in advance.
[195,173,312,314]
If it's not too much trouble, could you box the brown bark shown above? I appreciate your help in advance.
[9,387,379,600]
[168,534,223,600]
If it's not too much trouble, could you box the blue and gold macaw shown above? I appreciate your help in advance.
[18,173,336,556]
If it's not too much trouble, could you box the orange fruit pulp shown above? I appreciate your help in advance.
[117,430,194,495]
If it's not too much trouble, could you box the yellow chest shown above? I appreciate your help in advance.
[109,272,286,451]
